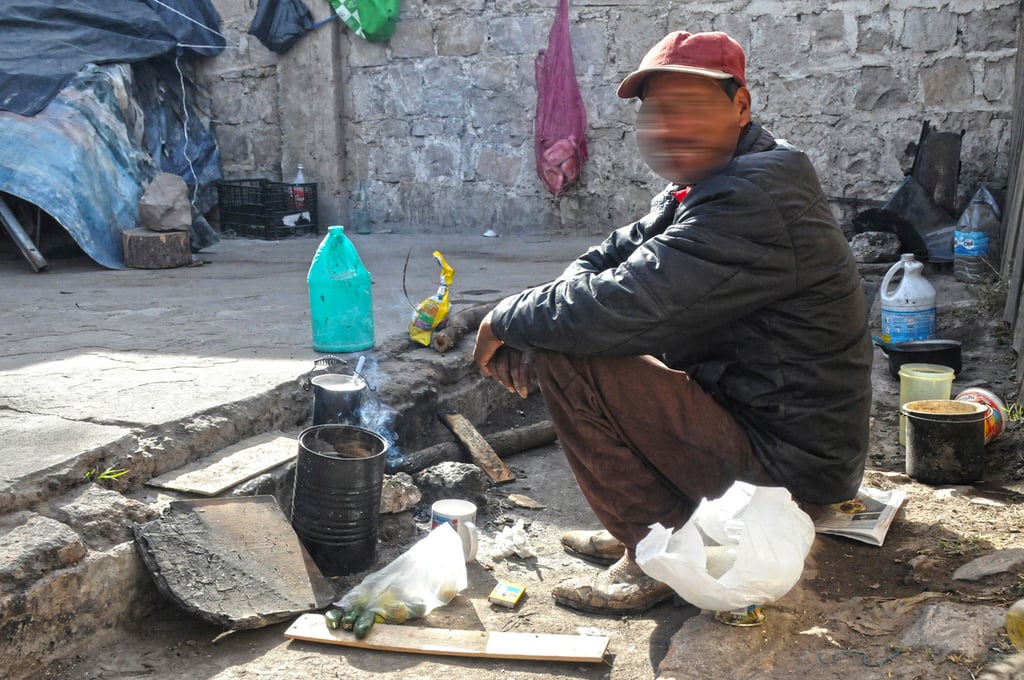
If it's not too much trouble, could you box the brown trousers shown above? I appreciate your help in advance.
[532,352,777,557]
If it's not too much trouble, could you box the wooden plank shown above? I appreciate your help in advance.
[0,194,47,272]
[284,614,609,663]
[147,431,295,495]
[439,412,516,483]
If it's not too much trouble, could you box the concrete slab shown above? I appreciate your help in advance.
[0,232,600,508]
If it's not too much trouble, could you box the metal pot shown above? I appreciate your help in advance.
[874,337,962,379]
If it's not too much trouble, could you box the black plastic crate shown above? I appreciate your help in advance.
[217,178,318,240]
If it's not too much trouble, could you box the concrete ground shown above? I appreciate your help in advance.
[0,231,598,509]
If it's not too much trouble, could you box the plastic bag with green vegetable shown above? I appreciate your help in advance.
[334,522,467,638]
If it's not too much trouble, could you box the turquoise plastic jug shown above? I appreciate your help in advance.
[307,226,374,352]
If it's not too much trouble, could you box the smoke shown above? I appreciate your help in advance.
[341,356,405,469]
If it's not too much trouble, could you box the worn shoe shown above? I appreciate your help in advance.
[551,555,674,614]
[560,529,626,566]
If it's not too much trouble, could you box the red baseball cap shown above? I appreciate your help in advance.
[617,31,747,99]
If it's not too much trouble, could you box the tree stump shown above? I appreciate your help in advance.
[123,228,191,269]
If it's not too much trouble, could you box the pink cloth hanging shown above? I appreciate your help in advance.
[534,0,588,196]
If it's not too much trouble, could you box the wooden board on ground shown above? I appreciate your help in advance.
[147,431,295,495]
[284,614,610,663]
[133,497,334,630]
[439,412,516,483]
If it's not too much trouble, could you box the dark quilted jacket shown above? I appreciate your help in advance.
[489,122,872,504]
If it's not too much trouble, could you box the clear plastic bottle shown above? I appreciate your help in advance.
[307,226,374,352]
[353,180,371,235]
[954,186,1001,283]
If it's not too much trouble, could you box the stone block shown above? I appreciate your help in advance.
[920,57,973,108]
[806,9,849,54]
[413,461,489,509]
[347,35,389,68]
[138,173,191,233]
[476,146,524,187]
[961,2,1020,51]
[899,602,1005,662]
[390,18,434,58]
[44,485,159,551]
[750,13,813,68]
[900,8,958,52]
[0,515,86,593]
[857,13,894,52]
[469,56,522,92]
[983,56,1015,103]
[855,66,909,110]
[484,16,542,55]
[380,472,421,513]
[437,19,486,57]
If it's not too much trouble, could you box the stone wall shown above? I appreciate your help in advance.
[195,0,1020,235]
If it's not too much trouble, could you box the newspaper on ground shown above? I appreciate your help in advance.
[813,486,908,546]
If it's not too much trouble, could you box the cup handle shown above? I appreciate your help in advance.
[463,520,478,563]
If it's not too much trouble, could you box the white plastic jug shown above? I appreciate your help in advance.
[880,253,936,344]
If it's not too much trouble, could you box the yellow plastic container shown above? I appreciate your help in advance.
[898,363,954,446]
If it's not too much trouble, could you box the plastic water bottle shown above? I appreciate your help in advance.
[954,186,1000,283]
[353,180,371,235]
[880,253,936,344]
[307,226,374,352]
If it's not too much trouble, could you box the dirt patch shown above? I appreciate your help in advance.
[42,281,1024,679]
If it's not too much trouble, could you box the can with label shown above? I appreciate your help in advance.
[714,604,766,627]
[955,387,1008,444]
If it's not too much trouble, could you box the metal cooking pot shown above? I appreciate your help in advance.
[873,337,962,379]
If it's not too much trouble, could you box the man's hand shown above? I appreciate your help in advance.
[473,313,535,398]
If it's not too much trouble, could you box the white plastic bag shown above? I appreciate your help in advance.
[335,522,467,620]
[635,482,815,611]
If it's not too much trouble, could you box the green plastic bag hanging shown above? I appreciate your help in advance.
[325,0,399,42]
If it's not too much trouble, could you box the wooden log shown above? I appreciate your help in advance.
[439,412,516,483]
[431,302,498,353]
[393,419,556,474]
[123,227,191,269]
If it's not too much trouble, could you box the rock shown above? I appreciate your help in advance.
[380,472,421,513]
[850,231,902,263]
[378,511,417,542]
[413,462,489,508]
[44,484,158,550]
[138,172,191,233]
[899,602,1004,661]
[953,548,1024,581]
[0,514,87,593]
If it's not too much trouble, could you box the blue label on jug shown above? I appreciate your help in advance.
[954,230,989,257]
[881,307,936,343]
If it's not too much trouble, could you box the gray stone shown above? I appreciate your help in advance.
[851,231,902,263]
[961,3,1020,51]
[476,146,523,186]
[378,511,417,542]
[44,484,158,550]
[380,472,421,514]
[0,515,87,592]
[138,173,191,233]
[921,57,973,108]
[983,57,1015,103]
[857,14,893,52]
[855,66,908,110]
[437,19,485,57]
[390,19,434,59]
[414,461,489,508]
[953,548,1024,581]
[899,602,1004,661]
[900,8,958,52]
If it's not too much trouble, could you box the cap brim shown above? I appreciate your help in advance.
[616,65,734,99]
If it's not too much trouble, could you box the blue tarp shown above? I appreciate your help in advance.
[0,0,224,268]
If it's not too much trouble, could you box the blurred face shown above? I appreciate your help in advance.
[636,72,751,185]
